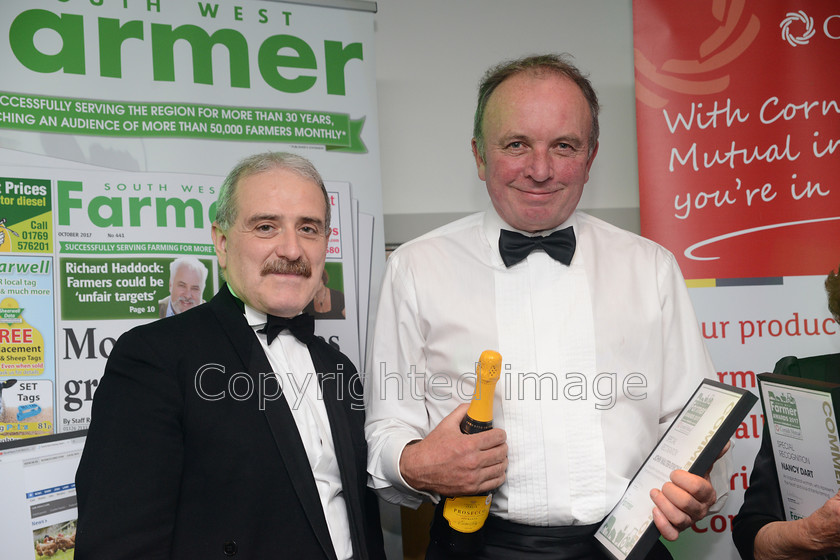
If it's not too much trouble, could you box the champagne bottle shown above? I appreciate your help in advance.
[429,350,502,557]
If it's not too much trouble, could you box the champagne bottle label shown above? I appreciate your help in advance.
[442,494,492,533]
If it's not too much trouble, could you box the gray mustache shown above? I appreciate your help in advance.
[261,258,311,278]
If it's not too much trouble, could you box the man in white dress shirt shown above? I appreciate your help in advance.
[365,54,729,559]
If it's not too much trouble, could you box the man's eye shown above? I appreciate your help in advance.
[554,142,579,153]
[300,225,319,235]
[507,141,523,149]
[255,224,275,236]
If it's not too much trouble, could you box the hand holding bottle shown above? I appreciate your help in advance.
[399,402,507,497]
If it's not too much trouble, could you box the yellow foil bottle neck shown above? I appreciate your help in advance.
[466,350,501,424]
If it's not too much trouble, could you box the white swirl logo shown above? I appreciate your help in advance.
[781,10,816,46]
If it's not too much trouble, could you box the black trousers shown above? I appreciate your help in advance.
[426,515,674,560]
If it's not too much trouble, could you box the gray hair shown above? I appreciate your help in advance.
[214,152,330,233]
[169,256,208,290]
[473,53,600,159]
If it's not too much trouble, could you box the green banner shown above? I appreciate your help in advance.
[59,242,214,255]
[0,92,367,152]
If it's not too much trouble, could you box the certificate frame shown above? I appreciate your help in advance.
[594,379,757,560]
[756,372,840,522]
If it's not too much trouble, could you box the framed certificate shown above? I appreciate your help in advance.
[594,379,756,560]
[757,372,840,521]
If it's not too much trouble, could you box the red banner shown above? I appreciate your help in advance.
[635,0,840,280]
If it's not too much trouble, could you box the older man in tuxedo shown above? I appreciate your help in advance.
[76,152,385,560]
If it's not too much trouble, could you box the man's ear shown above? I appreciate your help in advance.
[211,222,227,269]
[584,141,599,183]
[471,138,487,181]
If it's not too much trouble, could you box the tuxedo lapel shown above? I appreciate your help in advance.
[208,287,338,560]
[260,357,338,560]
[309,343,368,560]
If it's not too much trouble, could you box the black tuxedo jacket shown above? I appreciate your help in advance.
[75,287,385,559]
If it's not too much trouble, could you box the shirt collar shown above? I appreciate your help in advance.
[226,284,306,330]
[243,303,268,329]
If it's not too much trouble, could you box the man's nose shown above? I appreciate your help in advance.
[273,228,303,261]
[526,148,553,182]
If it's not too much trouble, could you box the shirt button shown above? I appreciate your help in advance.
[223,541,238,556]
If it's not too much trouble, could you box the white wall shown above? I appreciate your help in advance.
[374,0,640,243]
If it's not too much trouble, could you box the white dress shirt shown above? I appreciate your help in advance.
[245,304,353,559]
[365,209,728,526]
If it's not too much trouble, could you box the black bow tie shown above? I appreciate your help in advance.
[498,227,576,267]
[258,313,315,344]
